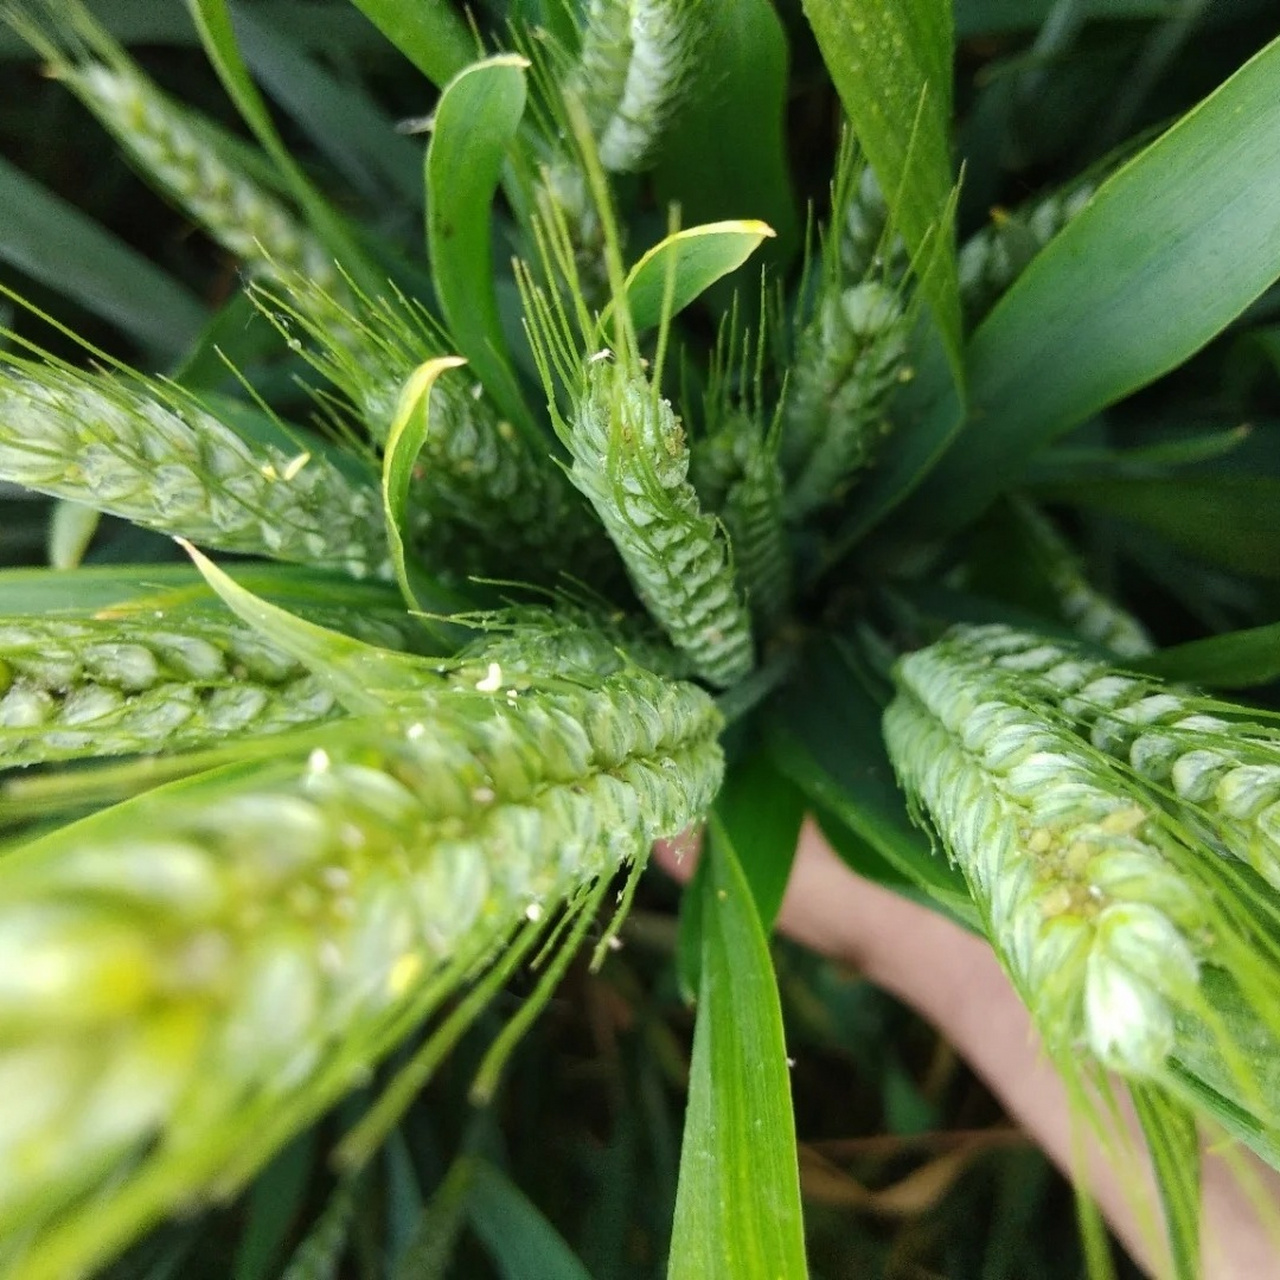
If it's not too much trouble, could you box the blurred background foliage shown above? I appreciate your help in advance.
[2,1,1278,1274]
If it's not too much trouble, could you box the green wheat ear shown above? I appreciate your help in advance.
[885,625,1280,1096]
[516,138,755,688]
[15,0,346,303]
[0,352,388,579]
[0,662,722,1279]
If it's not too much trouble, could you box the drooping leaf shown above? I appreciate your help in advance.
[668,812,808,1280]
[182,542,440,709]
[379,356,471,612]
[897,31,1280,539]
[802,0,962,381]
[604,221,776,337]
[425,55,537,439]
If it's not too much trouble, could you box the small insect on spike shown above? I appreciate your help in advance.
[563,358,755,687]
[883,634,1215,1079]
[0,361,389,580]
[0,669,723,1274]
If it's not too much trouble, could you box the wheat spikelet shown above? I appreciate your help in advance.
[254,277,604,584]
[693,413,790,629]
[951,623,1280,893]
[0,668,722,1275]
[959,180,1096,323]
[574,0,695,174]
[0,615,347,767]
[450,604,690,680]
[0,363,388,579]
[562,360,754,687]
[839,164,910,284]
[782,282,910,517]
[57,50,343,300]
[1012,499,1153,657]
[884,635,1213,1076]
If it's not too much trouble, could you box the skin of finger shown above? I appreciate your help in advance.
[652,819,1280,1277]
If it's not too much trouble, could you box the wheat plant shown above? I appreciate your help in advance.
[1,0,1280,1277]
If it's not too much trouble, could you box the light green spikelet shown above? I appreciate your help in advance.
[1013,499,1153,658]
[255,278,601,583]
[450,604,691,680]
[839,164,910,284]
[0,362,388,579]
[958,180,1096,324]
[56,51,343,300]
[0,669,722,1276]
[781,282,910,518]
[574,0,695,174]
[0,607,436,766]
[563,359,754,687]
[884,634,1213,1077]
[957,623,1280,893]
[693,413,790,629]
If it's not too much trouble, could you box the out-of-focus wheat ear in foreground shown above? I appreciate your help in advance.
[0,660,722,1277]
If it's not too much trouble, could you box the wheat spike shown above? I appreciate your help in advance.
[574,0,695,174]
[564,360,754,687]
[0,364,388,579]
[782,283,910,517]
[884,634,1213,1077]
[0,667,722,1276]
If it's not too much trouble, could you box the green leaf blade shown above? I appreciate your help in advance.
[425,56,535,438]
[668,813,808,1280]
[900,31,1280,539]
[802,0,962,380]
[609,221,776,336]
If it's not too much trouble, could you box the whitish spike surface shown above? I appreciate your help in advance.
[0,368,387,579]
[576,0,694,173]
[0,615,340,766]
[0,669,722,1270]
[884,633,1211,1076]
[782,282,909,518]
[565,362,754,687]
[72,63,342,297]
[947,623,1280,891]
